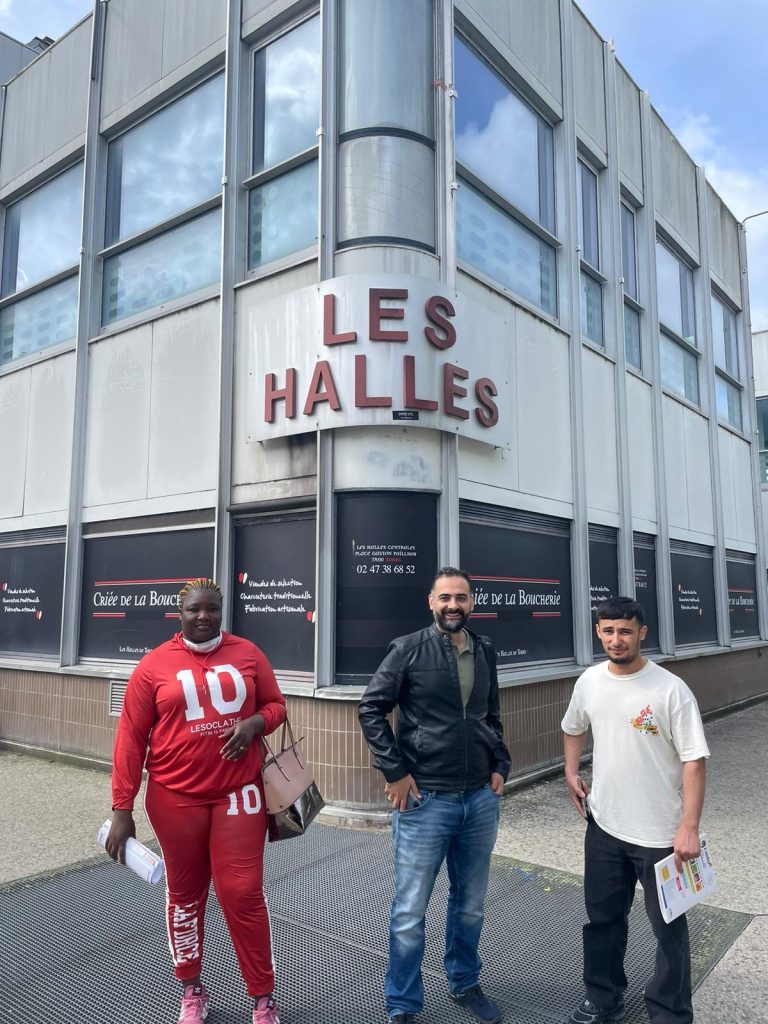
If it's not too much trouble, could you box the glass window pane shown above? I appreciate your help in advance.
[757,397,768,451]
[254,16,321,172]
[656,241,696,345]
[578,162,599,267]
[711,294,738,378]
[624,303,641,369]
[102,210,221,325]
[106,76,224,244]
[2,165,83,296]
[620,204,637,300]
[457,180,556,316]
[715,375,742,431]
[660,333,698,404]
[580,271,603,345]
[248,161,318,269]
[455,37,554,232]
[0,276,78,365]
[339,2,432,137]
[761,450,768,486]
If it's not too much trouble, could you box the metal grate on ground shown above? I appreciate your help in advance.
[0,824,750,1024]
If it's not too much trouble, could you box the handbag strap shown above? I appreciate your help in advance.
[260,715,297,761]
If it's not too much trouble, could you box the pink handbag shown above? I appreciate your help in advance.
[261,719,325,842]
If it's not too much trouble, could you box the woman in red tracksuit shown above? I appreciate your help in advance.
[105,578,286,1024]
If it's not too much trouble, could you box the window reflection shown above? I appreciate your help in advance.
[711,294,738,378]
[715,376,742,431]
[660,332,698,403]
[105,75,224,245]
[2,164,83,296]
[621,205,637,300]
[457,182,556,315]
[102,210,221,325]
[455,38,554,232]
[0,277,78,365]
[580,271,602,345]
[624,304,641,369]
[254,17,321,171]
[248,161,318,269]
[656,242,695,344]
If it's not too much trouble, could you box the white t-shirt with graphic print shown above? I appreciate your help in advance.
[561,659,710,847]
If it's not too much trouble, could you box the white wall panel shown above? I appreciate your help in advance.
[42,20,90,168]
[0,369,30,518]
[516,311,572,503]
[459,434,517,494]
[83,327,153,507]
[573,7,606,156]
[335,427,442,490]
[147,303,219,498]
[616,64,643,198]
[651,110,699,260]
[24,353,75,514]
[0,53,48,186]
[684,409,714,536]
[583,350,619,516]
[662,397,688,531]
[719,430,756,548]
[626,375,656,523]
[707,184,741,308]
[233,268,320,495]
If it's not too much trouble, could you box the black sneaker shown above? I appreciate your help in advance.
[451,985,503,1023]
[568,997,626,1024]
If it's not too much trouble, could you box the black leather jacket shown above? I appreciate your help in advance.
[358,624,511,791]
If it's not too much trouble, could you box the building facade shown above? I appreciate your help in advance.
[0,0,765,812]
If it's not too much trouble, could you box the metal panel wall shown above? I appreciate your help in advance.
[663,396,715,539]
[719,429,757,550]
[334,428,443,491]
[100,0,225,124]
[0,19,89,191]
[651,109,700,260]
[615,62,643,199]
[706,183,742,308]
[572,6,606,156]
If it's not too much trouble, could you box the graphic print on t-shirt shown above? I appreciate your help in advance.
[630,704,659,735]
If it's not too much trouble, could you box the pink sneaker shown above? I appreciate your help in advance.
[179,983,210,1022]
[253,995,280,1024]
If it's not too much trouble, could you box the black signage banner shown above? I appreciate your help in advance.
[232,514,316,673]
[726,555,758,640]
[0,541,65,657]
[79,528,214,661]
[336,492,438,680]
[670,546,717,647]
[460,519,573,666]
[633,536,660,652]
[589,530,619,656]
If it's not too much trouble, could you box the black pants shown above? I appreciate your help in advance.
[583,819,692,1024]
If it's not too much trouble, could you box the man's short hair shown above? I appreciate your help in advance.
[594,596,645,626]
[431,566,472,591]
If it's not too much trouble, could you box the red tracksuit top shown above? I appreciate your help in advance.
[112,631,286,811]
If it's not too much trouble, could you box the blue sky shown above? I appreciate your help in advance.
[2,0,767,330]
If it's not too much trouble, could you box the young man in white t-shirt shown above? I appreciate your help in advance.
[561,597,709,1024]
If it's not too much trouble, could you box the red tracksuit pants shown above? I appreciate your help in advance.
[144,776,274,997]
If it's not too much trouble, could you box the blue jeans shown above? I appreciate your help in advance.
[385,784,501,1016]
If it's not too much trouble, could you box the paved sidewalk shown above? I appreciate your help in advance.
[1,698,767,1022]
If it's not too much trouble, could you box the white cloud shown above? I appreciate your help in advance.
[673,111,768,332]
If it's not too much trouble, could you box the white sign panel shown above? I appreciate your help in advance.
[247,274,512,447]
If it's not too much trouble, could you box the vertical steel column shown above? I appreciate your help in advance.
[639,92,674,654]
[60,0,107,665]
[559,0,592,665]
[603,42,635,596]
[314,0,339,686]
[738,224,768,639]
[213,0,244,627]
[437,0,459,567]
[695,165,729,647]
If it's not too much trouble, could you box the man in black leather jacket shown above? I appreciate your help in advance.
[359,567,510,1024]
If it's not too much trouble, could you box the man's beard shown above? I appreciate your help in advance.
[434,609,469,633]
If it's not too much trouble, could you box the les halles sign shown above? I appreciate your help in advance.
[247,274,512,447]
